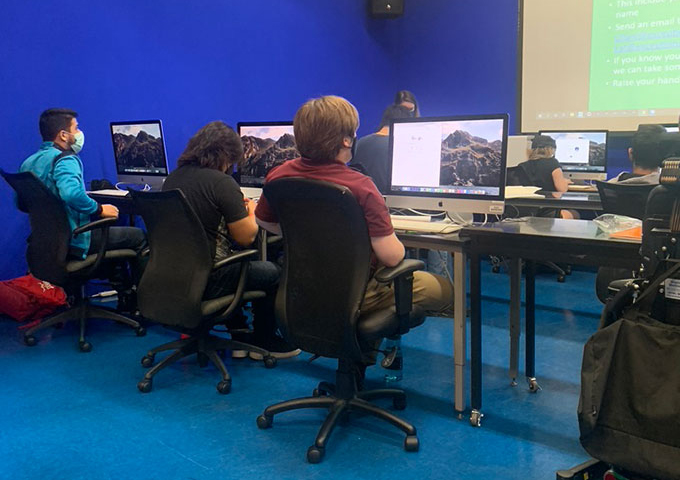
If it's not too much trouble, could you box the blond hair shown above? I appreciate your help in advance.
[529,146,556,160]
[294,95,359,163]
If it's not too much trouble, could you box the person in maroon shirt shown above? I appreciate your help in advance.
[255,95,453,371]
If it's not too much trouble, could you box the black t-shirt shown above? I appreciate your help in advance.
[163,165,248,259]
[519,157,561,191]
[349,133,390,194]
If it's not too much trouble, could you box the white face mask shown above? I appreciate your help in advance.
[63,130,85,154]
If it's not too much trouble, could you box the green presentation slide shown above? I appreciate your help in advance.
[589,0,680,111]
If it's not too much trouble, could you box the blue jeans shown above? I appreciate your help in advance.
[205,260,281,338]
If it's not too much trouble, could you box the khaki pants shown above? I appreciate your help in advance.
[362,270,454,317]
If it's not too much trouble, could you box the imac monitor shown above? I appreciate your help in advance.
[236,121,298,197]
[386,114,508,215]
[538,130,608,181]
[110,120,168,189]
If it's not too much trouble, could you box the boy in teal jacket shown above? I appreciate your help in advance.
[20,109,146,309]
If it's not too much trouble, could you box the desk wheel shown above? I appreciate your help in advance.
[469,409,483,427]
[527,377,541,393]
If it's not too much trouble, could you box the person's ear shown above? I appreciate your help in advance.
[628,147,634,162]
[342,136,353,148]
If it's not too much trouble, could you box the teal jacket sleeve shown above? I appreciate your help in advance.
[53,156,100,215]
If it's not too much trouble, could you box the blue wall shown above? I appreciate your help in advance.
[392,0,520,132]
[0,1,403,279]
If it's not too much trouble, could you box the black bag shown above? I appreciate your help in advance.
[579,263,680,480]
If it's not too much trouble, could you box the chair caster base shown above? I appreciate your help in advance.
[137,379,152,393]
[24,335,37,347]
[256,414,273,429]
[307,445,325,464]
[217,379,232,394]
[79,341,92,352]
[404,435,419,452]
[141,354,155,368]
[263,355,277,369]
[135,326,146,337]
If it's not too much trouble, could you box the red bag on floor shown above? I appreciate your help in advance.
[0,274,68,322]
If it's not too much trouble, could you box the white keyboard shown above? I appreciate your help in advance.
[390,217,462,234]
[88,189,130,197]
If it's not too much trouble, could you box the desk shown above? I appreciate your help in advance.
[506,191,602,211]
[398,232,469,415]
[460,217,640,427]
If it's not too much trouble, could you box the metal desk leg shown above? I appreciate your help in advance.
[469,252,483,427]
[259,231,268,261]
[525,259,540,393]
[509,257,521,386]
[453,250,467,415]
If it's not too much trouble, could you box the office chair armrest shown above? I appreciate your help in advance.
[72,217,118,236]
[374,259,425,284]
[267,234,283,245]
[212,249,259,271]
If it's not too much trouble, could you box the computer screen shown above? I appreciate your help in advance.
[538,130,608,180]
[110,120,168,188]
[236,122,298,188]
[386,114,508,215]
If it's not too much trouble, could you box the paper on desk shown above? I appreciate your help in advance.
[505,185,542,199]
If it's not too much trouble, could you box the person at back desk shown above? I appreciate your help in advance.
[518,134,574,219]
[609,124,666,184]
[350,104,415,193]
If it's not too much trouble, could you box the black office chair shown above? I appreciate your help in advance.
[1,170,144,351]
[130,189,276,394]
[255,178,426,463]
[594,181,656,303]
[595,181,656,220]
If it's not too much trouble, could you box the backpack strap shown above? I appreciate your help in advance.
[50,149,76,175]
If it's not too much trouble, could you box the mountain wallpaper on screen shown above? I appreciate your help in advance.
[113,130,164,169]
[440,130,502,187]
[589,141,606,166]
[241,133,298,178]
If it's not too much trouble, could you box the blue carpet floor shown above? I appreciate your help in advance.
[0,265,602,479]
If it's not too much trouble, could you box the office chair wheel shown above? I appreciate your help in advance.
[470,409,483,427]
[79,341,92,353]
[393,395,407,410]
[565,265,572,275]
[492,265,501,274]
[557,275,566,283]
[256,414,273,429]
[404,435,419,452]
[24,335,37,347]
[263,355,277,369]
[312,388,328,397]
[137,379,152,393]
[217,379,232,394]
[135,326,146,337]
[306,445,325,464]
[141,354,155,368]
